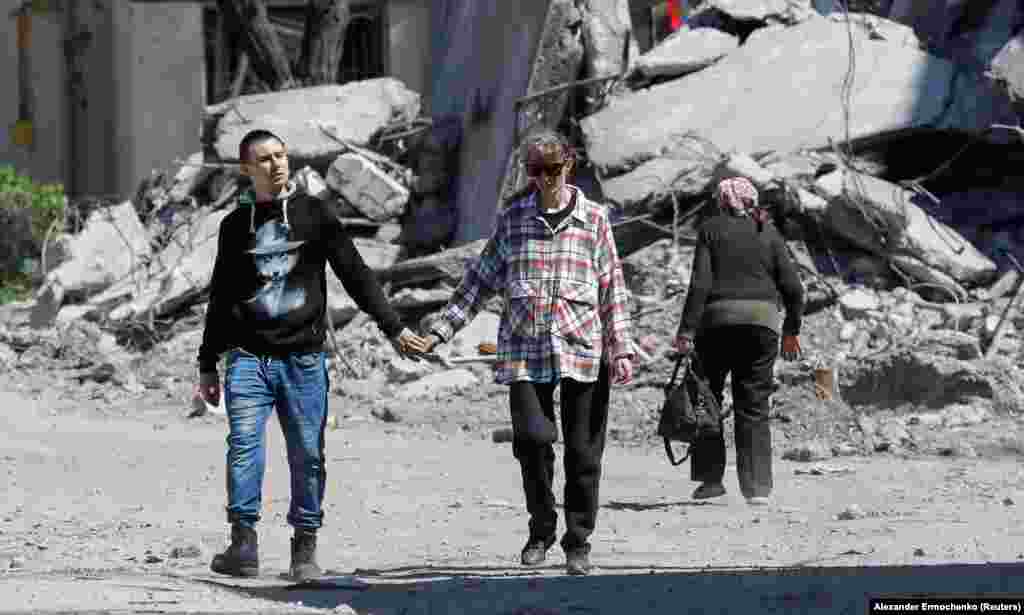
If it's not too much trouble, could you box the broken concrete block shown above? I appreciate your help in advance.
[386,356,434,384]
[744,23,789,47]
[213,79,421,163]
[581,15,1010,175]
[29,281,64,330]
[352,238,402,271]
[876,418,911,448]
[941,302,985,331]
[782,439,832,462]
[327,153,410,221]
[55,305,96,327]
[991,32,1024,109]
[522,0,587,132]
[986,270,1020,300]
[394,369,479,401]
[388,287,451,311]
[167,152,214,203]
[816,170,996,286]
[599,142,721,213]
[793,188,829,215]
[714,153,776,188]
[887,254,969,302]
[635,27,739,79]
[839,288,880,320]
[580,0,638,111]
[830,12,921,49]
[322,236,401,326]
[292,166,332,201]
[0,343,16,370]
[104,209,230,323]
[709,0,816,23]
[156,207,229,277]
[758,151,828,180]
[842,349,1002,409]
[941,404,990,428]
[41,201,151,303]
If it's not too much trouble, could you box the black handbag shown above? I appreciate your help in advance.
[656,352,725,466]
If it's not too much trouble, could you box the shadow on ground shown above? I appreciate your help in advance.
[194,561,1024,614]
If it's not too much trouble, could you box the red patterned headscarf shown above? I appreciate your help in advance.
[716,177,767,225]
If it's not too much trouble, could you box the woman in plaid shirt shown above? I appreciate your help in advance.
[423,130,635,575]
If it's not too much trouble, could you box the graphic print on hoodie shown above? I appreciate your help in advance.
[244,219,307,321]
[196,183,405,374]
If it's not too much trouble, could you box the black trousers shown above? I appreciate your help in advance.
[690,325,778,499]
[509,364,610,551]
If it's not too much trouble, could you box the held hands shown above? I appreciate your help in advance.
[391,327,433,358]
[781,334,802,361]
[422,334,442,353]
[612,356,634,385]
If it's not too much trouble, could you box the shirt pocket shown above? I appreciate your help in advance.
[554,280,600,349]
[504,278,539,338]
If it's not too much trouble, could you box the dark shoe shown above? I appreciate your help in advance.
[210,524,259,577]
[692,482,726,500]
[565,545,592,576]
[289,529,322,582]
[520,537,555,567]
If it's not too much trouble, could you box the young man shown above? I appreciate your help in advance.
[195,129,429,581]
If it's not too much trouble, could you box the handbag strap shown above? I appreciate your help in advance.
[667,353,687,388]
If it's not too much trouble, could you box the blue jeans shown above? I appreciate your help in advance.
[223,349,329,530]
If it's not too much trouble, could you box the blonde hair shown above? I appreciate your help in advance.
[519,129,574,165]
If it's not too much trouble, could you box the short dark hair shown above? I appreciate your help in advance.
[239,129,285,163]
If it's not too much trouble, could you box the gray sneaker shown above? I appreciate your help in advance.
[565,545,592,576]
[520,537,555,567]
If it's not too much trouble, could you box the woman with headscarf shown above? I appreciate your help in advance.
[672,177,805,506]
[420,129,634,575]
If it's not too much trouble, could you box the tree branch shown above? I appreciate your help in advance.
[217,0,296,91]
[299,0,350,85]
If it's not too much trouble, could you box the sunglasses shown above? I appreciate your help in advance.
[526,161,566,177]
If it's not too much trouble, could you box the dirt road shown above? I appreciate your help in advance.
[1,388,1023,613]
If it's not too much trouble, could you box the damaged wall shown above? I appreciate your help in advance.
[0,1,204,200]
[0,5,68,187]
[113,2,206,201]
[428,0,553,245]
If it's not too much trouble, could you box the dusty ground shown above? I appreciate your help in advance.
[2,240,1024,613]
[1,370,1024,614]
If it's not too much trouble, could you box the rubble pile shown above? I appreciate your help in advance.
[1,1,1022,459]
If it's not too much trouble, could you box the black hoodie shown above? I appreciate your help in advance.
[197,184,402,373]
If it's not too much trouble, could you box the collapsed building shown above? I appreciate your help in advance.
[1,0,1023,452]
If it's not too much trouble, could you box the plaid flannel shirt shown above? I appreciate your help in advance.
[431,186,633,384]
